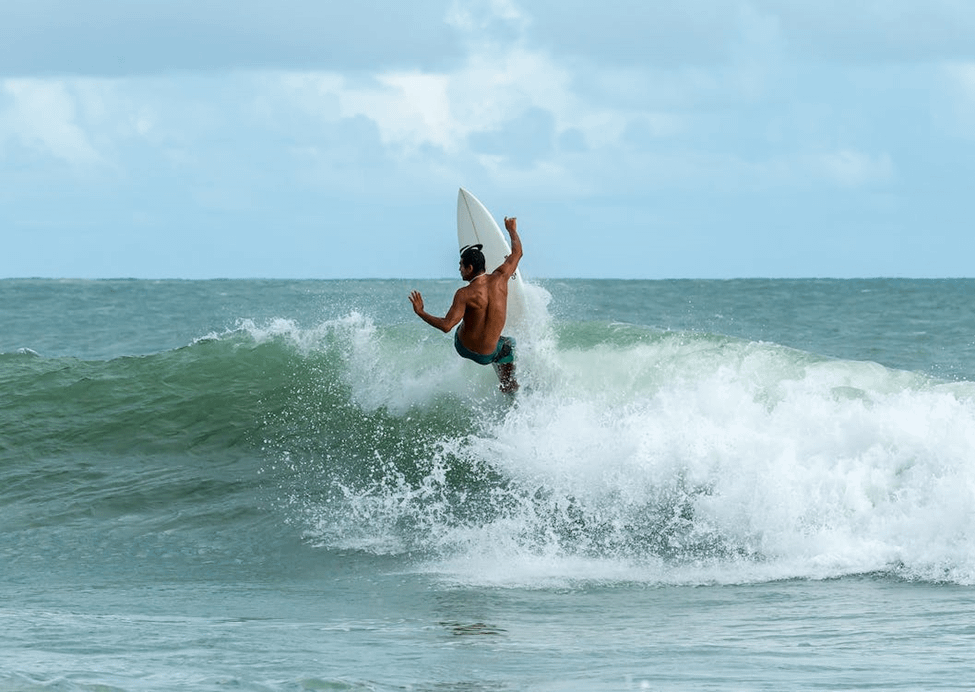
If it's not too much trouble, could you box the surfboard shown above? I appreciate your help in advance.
[456,188,527,334]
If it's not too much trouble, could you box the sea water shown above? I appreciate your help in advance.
[2,278,975,691]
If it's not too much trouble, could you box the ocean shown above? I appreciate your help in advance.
[2,278,975,691]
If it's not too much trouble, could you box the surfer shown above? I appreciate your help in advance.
[409,216,523,394]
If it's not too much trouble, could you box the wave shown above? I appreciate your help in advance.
[5,296,975,587]
[277,304,975,588]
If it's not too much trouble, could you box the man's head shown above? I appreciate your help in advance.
[459,244,485,279]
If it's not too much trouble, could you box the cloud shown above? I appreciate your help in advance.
[273,35,583,157]
[7,0,974,81]
[939,62,975,139]
[468,106,556,167]
[947,62,975,95]
[0,79,104,165]
[445,0,530,34]
[521,0,975,67]
[810,150,895,187]
[519,0,740,67]
[758,0,975,63]
[2,0,974,279]
[0,0,463,77]
[0,0,932,200]
[342,72,457,152]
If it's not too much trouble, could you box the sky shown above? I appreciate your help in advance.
[2,0,974,279]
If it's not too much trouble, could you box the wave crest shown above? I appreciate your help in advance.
[7,308,975,586]
[286,323,975,586]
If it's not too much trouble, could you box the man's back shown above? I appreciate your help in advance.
[409,214,522,369]
[457,273,511,355]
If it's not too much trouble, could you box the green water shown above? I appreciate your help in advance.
[3,279,975,690]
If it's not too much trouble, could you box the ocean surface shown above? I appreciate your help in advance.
[2,278,975,691]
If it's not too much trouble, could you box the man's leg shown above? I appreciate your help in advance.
[494,361,519,394]
[492,337,518,394]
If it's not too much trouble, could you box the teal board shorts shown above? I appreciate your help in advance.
[454,331,516,366]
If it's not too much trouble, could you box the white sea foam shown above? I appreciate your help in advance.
[276,290,975,587]
[425,340,975,586]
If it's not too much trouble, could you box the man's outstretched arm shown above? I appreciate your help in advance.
[496,216,523,279]
[410,290,466,333]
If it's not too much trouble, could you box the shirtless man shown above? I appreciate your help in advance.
[409,216,523,394]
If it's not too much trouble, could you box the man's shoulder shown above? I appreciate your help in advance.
[455,282,479,301]
[489,267,514,283]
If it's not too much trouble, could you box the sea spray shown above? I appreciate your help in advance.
[265,309,975,586]
[8,280,973,587]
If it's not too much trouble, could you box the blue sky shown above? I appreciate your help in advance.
[2,0,974,279]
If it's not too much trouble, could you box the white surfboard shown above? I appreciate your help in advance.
[456,188,528,334]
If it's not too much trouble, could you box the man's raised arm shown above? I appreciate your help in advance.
[496,216,523,279]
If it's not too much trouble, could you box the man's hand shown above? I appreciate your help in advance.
[410,289,464,333]
[409,290,425,315]
[504,216,517,234]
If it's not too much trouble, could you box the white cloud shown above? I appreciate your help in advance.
[948,62,975,93]
[810,150,894,188]
[0,0,464,76]
[445,0,530,33]
[0,79,103,165]
[275,41,586,157]
[134,116,153,136]
[340,72,456,151]
[2,0,972,279]
[940,61,975,138]
[756,0,975,63]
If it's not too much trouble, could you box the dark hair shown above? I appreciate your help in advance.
[460,244,485,274]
